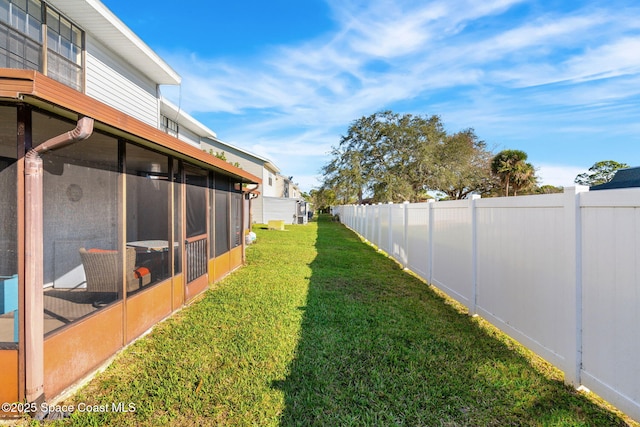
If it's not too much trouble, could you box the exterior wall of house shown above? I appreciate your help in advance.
[175,126,203,148]
[262,169,278,198]
[85,37,160,128]
[262,197,300,224]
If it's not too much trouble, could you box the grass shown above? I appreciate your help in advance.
[41,214,636,426]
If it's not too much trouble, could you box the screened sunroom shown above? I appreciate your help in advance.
[0,69,259,410]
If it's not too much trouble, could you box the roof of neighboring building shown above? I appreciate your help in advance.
[207,137,281,174]
[590,167,640,191]
[50,0,181,85]
[160,98,281,174]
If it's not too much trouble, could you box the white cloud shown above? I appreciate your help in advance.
[159,0,640,192]
[536,164,587,188]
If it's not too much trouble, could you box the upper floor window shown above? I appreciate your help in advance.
[0,0,84,91]
[0,0,43,70]
[46,6,82,90]
[161,115,179,137]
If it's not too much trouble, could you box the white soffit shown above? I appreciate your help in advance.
[50,0,181,85]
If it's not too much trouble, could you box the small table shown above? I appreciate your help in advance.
[126,241,178,280]
[126,240,173,252]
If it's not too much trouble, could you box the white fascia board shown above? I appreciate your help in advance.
[50,0,181,85]
[202,134,281,174]
[160,98,217,138]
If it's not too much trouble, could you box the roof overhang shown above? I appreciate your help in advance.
[203,134,282,174]
[160,98,217,139]
[0,68,260,185]
[49,0,181,85]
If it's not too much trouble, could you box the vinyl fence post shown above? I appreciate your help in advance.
[403,201,410,269]
[427,199,435,285]
[564,185,588,387]
[377,203,383,249]
[388,202,393,256]
[470,194,480,316]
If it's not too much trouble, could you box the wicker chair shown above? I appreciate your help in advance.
[79,247,151,294]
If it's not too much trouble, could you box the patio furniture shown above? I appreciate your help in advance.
[79,247,151,294]
[127,240,177,280]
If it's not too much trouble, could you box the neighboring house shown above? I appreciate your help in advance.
[201,138,310,224]
[0,0,261,414]
[590,167,640,191]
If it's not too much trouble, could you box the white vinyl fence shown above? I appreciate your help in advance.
[333,187,640,422]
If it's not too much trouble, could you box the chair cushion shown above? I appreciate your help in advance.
[88,248,117,253]
[134,267,150,279]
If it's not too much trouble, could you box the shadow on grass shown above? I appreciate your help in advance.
[275,215,630,426]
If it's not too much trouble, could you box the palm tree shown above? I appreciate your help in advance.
[491,149,530,197]
[511,161,537,196]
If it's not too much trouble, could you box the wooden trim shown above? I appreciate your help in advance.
[185,233,207,244]
[0,69,261,184]
[125,279,172,343]
[185,274,208,301]
[212,252,231,283]
[172,273,184,310]
[0,350,19,408]
[44,303,124,399]
[230,246,243,271]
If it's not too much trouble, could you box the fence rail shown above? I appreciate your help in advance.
[333,187,640,423]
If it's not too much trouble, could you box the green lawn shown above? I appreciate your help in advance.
[46,215,635,426]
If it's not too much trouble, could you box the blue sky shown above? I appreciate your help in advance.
[102,0,640,192]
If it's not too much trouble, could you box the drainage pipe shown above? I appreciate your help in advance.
[24,116,94,406]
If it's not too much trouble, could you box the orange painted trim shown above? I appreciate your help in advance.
[230,246,243,271]
[0,69,261,184]
[207,258,215,285]
[43,303,124,399]
[212,252,231,283]
[0,349,19,409]
[185,275,208,301]
[172,273,184,311]
[125,280,172,343]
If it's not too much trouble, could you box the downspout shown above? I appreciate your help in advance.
[24,116,94,408]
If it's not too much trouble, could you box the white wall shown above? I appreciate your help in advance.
[85,36,159,128]
[334,187,640,423]
[262,197,299,224]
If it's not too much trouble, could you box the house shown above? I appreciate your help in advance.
[0,0,261,416]
[590,167,640,191]
[201,137,310,225]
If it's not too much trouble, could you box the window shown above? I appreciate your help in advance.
[0,0,43,71]
[0,0,84,91]
[161,115,179,138]
[46,7,82,91]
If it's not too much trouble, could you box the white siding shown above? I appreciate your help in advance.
[262,170,278,197]
[262,197,299,224]
[176,126,202,148]
[85,36,159,127]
